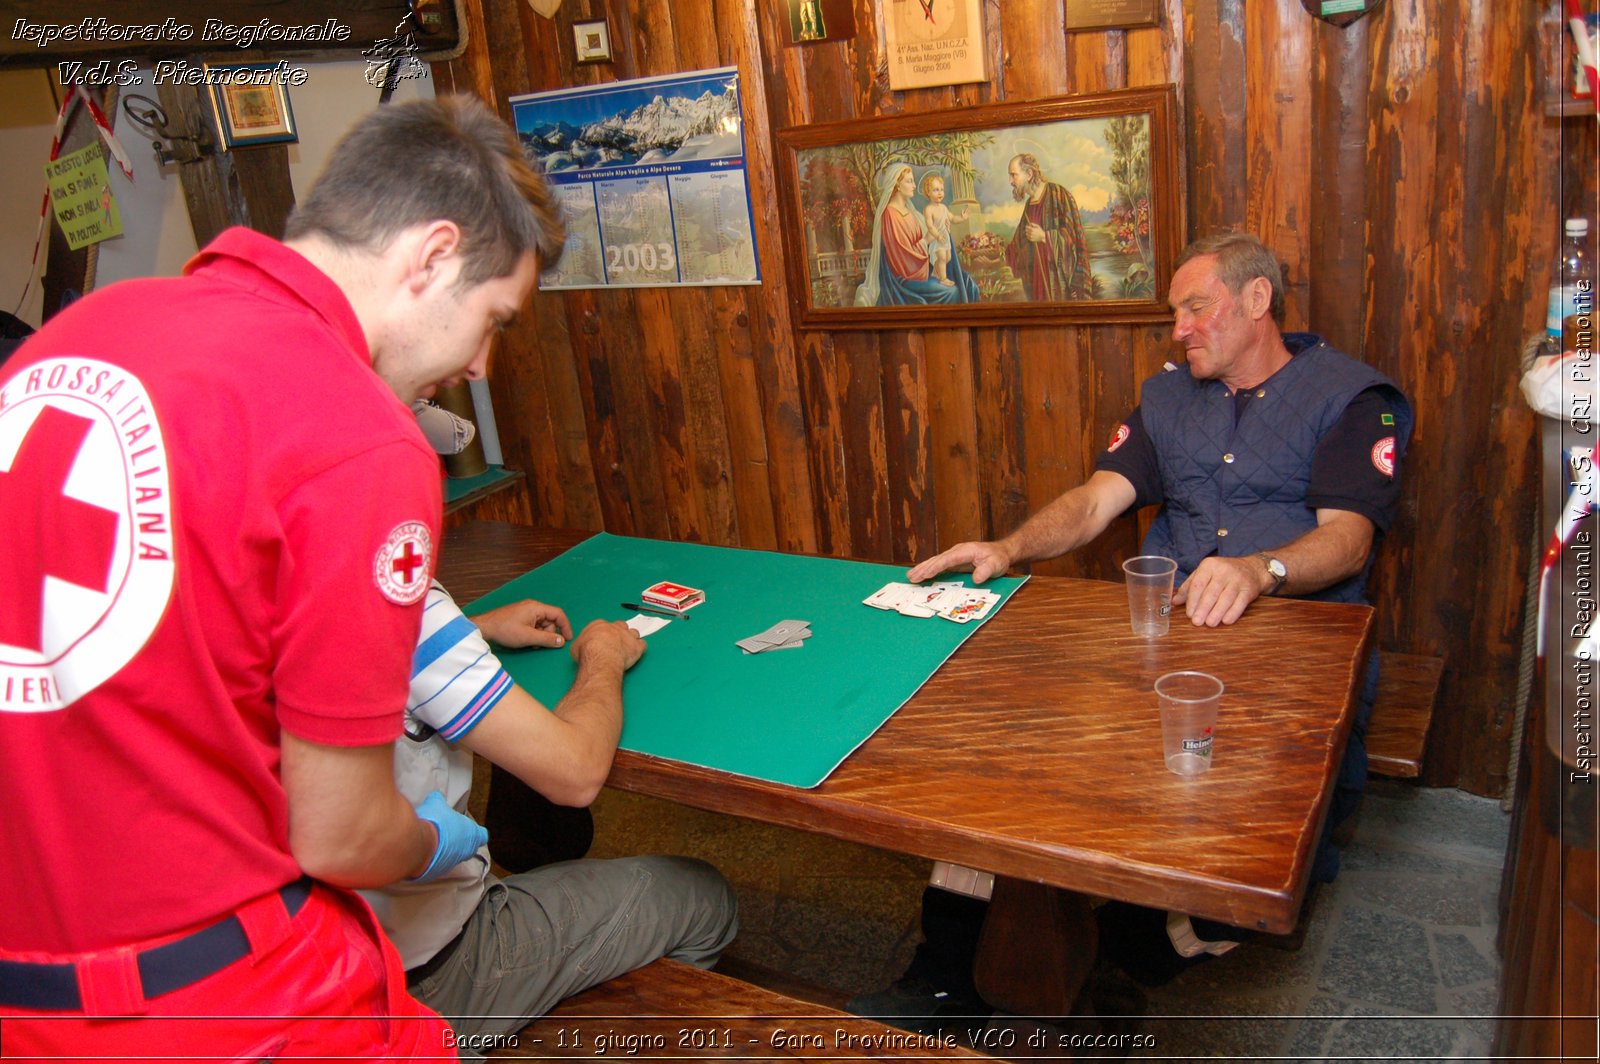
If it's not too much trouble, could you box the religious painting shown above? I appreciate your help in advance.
[785,0,857,45]
[774,86,1181,330]
[206,65,298,149]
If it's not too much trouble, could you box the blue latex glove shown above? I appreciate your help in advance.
[412,790,488,883]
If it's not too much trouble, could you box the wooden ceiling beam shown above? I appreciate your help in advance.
[0,1,460,66]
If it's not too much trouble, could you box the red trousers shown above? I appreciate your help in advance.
[0,882,450,1061]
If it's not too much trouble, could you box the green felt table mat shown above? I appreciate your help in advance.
[464,533,1026,788]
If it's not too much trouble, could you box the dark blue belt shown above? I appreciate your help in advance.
[0,877,313,1010]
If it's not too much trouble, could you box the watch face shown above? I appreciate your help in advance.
[1268,559,1287,579]
[901,0,957,41]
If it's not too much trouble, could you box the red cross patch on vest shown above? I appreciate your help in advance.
[1371,436,1396,477]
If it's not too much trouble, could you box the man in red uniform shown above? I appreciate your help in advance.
[0,96,563,1059]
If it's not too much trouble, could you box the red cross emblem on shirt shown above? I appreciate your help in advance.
[391,539,424,584]
[373,521,432,605]
[0,406,119,652]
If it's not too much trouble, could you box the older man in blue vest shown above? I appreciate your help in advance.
[855,230,1413,1022]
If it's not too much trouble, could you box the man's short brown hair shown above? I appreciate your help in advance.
[286,95,564,283]
[1176,230,1285,321]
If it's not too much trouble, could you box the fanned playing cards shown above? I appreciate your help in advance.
[863,582,1000,623]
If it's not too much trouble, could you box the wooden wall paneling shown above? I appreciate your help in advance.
[667,288,742,546]
[634,286,701,537]
[510,0,564,93]
[799,328,853,557]
[1245,0,1313,331]
[1183,0,1249,235]
[1307,14,1373,358]
[1076,325,1142,580]
[753,0,846,557]
[600,288,676,537]
[973,328,1031,543]
[626,0,740,547]
[531,303,610,531]
[432,0,498,103]
[486,298,560,520]
[836,331,893,560]
[599,0,641,76]
[1019,326,1088,579]
[1441,5,1543,794]
[709,289,779,551]
[995,0,1077,580]
[559,290,632,533]
[1125,0,1184,92]
[880,330,935,564]
[923,329,983,553]
[1362,5,1448,726]
[1068,28,1126,94]
[715,0,817,554]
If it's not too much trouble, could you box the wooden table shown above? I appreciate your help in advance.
[440,521,1373,1009]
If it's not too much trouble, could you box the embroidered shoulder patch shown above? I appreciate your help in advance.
[1371,436,1396,477]
[373,521,433,605]
[1107,424,1130,453]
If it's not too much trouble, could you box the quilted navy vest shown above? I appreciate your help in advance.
[1140,334,1412,604]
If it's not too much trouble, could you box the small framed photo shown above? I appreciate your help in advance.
[573,19,612,64]
[206,65,298,150]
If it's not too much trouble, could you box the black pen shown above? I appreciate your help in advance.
[621,602,690,621]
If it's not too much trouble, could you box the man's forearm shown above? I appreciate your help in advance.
[551,652,626,762]
[281,733,437,886]
[999,473,1134,568]
[1269,510,1374,597]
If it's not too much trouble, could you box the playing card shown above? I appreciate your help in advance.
[934,588,1000,623]
[737,620,812,653]
[625,614,670,636]
[862,583,939,617]
[863,583,912,610]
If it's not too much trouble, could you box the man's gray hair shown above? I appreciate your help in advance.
[1176,230,1285,321]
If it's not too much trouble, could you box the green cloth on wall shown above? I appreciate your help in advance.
[465,533,1026,788]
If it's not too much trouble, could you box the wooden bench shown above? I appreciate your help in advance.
[489,958,982,1059]
[1366,652,1443,779]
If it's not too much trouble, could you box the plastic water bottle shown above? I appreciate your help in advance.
[1548,218,1594,352]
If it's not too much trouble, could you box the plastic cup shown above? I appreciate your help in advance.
[1122,555,1177,637]
[1156,671,1223,776]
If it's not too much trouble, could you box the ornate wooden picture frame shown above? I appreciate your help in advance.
[774,86,1181,330]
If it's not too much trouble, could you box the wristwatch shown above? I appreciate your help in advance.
[1256,553,1288,595]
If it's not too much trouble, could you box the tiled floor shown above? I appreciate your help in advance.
[587,779,1511,1060]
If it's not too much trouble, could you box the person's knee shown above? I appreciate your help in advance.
[645,856,738,964]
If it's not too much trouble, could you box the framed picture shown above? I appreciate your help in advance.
[785,0,857,45]
[881,0,985,89]
[1064,0,1162,31]
[206,65,298,149]
[774,86,1181,330]
[573,18,612,63]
